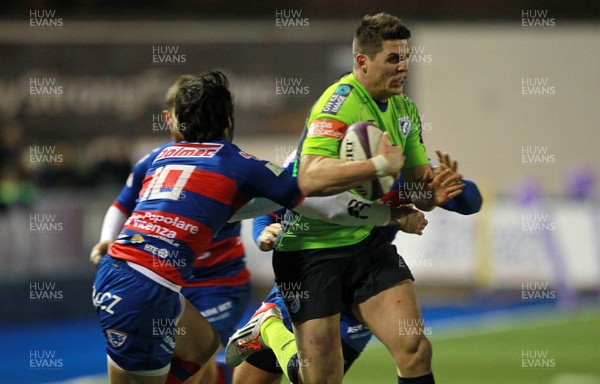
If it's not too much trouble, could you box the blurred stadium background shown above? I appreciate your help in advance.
[1,1,599,383]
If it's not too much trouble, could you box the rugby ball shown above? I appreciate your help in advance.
[339,121,395,200]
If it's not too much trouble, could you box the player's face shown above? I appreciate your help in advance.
[365,39,410,101]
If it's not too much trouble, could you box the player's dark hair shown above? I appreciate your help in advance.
[353,13,411,60]
[164,74,194,112]
[175,71,234,142]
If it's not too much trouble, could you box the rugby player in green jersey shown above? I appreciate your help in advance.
[226,13,464,384]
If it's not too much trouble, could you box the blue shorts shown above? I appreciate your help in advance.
[339,312,372,363]
[244,284,373,373]
[181,282,251,346]
[93,256,184,374]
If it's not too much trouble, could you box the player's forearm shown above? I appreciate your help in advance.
[412,198,436,212]
[298,155,378,196]
[294,192,391,226]
[402,164,436,211]
[99,205,128,241]
[252,214,277,244]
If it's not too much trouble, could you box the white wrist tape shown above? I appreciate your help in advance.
[371,155,391,177]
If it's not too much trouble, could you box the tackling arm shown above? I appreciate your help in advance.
[230,191,392,226]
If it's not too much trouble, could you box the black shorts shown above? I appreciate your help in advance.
[272,229,414,323]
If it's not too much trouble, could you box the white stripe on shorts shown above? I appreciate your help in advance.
[126,261,182,293]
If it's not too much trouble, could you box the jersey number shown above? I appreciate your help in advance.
[140,164,195,201]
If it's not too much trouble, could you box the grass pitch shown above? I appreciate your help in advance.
[340,306,600,384]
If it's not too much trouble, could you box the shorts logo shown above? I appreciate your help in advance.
[106,329,128,349]
[398,116,411,137]
[322,84,353,115]
[288,296,301,314]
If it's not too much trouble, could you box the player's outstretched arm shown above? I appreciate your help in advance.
[298,132,404,196]
[231,191,393,227]
[293,191,392,226]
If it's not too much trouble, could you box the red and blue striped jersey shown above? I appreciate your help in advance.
[108,140,304,285]
[110,142,249,286]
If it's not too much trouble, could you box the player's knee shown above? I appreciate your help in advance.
[393,336,432,373]
[416,337,432,365]
[296,331,343,381]
[308,332,341,358]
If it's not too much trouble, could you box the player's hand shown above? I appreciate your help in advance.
[90,240,112,267]
[389,205,428,235]
[435,149,458,172]
[425,167,465,206]
[257,223,282,251]
[376,132,405,178]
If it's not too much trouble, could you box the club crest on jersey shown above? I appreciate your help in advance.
[322,84,353,115]
[106,329,128,348]
[398,116,411,137]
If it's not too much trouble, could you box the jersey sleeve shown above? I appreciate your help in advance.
[232,147,304,210]
[402,101,429,169]
[99,205,128,241]
[300,84,358,159]
[440,179,483,215]
[113,152,154,215]
[300,117,349,159]
[252,212,279,245]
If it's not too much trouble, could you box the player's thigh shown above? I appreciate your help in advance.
[273,249,351,323]
[354,279,424,353]
[174,296,220,363]
[108,363,167,384]
[233,361,283,384]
